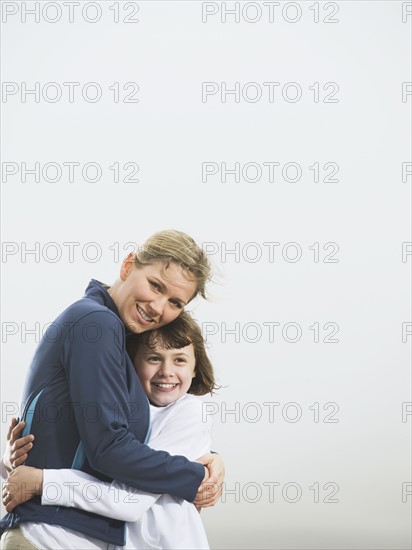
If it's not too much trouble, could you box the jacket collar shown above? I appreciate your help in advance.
[83,279,136,338]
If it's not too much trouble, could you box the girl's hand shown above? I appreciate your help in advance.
[3,418,35,472]
[2,466,43,513]
[194,453,225,508]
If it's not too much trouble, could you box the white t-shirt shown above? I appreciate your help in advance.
[6,394,212,550]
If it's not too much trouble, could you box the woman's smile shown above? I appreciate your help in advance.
[108,258,197,334]
[136,305,154,324]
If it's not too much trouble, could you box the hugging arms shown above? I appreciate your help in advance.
[0,230,225,549]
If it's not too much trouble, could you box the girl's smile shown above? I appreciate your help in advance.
[134,345,196,407]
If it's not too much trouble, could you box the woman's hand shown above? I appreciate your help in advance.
[194,453,225,508]
[2,418,34,472]
[2,466,43,513]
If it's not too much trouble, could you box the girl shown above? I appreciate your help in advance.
[3,312,219,550]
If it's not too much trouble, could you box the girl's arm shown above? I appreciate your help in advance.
[42,469,158,522]
[2,463,156,521]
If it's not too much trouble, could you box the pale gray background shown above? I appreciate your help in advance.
[1,1,411,548]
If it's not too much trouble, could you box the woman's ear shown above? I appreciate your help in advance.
[120,252,135,281]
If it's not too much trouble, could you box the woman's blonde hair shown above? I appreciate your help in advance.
[127,311,219,396]
[134,230,211,300]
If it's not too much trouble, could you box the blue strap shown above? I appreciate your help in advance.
[22,389,86,470]
[71,441,86,470]
[22,389,44,436]
[143,396,152,444]
[143,424,152,445]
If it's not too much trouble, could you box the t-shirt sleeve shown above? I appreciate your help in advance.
[42,469,158,522]
[149,398,213,460]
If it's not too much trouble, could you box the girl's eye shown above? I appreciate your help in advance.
[149,280,161,291]
[170,300,183,309]
[147,356,160,362]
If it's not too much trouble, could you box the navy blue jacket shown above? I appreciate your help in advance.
[0,280,204,545]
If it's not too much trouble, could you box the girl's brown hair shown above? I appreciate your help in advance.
[127,311,219,396]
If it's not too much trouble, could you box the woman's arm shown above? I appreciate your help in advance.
[1,418,152,519]
[43,397,213,520]
[3,398,214,520]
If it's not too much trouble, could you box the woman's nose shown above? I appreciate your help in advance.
[148,296,167,318]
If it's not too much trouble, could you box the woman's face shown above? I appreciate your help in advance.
[134,343,196,407]
[110,256,197,334]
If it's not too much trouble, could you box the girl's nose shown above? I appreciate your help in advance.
[158,360,174,377]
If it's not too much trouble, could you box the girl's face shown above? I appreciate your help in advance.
[110,255,197,334]
[134,343,196,407]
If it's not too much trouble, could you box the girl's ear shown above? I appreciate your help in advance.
[120,252,135,281]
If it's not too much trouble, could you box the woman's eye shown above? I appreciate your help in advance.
[175,358,186,363]
[170,300,183,309]
[149,281,161,291]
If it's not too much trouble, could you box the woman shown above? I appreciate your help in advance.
[1,230,224,549]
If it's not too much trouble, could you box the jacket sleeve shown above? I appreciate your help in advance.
[61,310,204,502]
[41,397,212,522]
